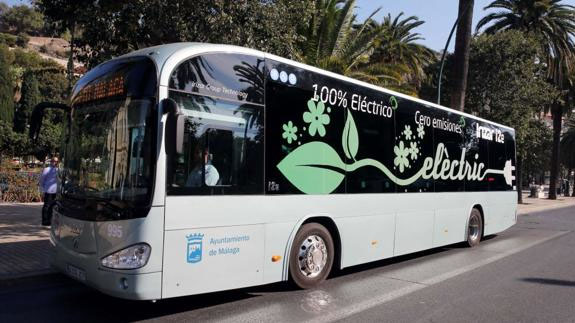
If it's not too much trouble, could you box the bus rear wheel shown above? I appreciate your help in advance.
[466,208,483,247]
[289,223,334,289]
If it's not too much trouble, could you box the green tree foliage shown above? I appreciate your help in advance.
[476,0,575,199]
[477,0,575,83]
[0,32,17,47]
[0,44,14,123]
[0,47,67,159]
[297,0,376,70]
[296,0,430,95]
[465,32,555,127]
[14,72,40,133]
[522,118,553,182]
[0,2,8,16]
[370,13,436,95]
[37,0,312,68]
[464,31,557,201]
[0,4,44,35]
[561,116,575,170]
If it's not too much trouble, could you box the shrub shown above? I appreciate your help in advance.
[0,32,17,47]
[0,161,43,203]
[16,33,29,48]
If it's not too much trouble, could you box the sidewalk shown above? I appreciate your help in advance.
[0,203,55,283]
[0,195,574,283]
[517,194,575,215]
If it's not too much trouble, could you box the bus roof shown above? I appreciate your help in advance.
[116,42,514,131]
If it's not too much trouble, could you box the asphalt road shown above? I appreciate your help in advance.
[1,206,574,323]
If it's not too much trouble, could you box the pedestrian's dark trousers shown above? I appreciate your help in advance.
[42,193,56,226]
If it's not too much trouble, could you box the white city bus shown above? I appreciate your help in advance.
[30,43,517,300]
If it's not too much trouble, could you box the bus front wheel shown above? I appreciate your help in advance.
[466,208,483,247]
[289,223,334,289]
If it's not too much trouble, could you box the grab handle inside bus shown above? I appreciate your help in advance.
[29,102,71,142]
[163,98,185,155]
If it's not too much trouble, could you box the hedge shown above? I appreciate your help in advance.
[0,170,42,203]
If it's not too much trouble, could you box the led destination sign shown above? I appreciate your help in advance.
[74,75,125,104]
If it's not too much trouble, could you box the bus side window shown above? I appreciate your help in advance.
[167,90,264,195]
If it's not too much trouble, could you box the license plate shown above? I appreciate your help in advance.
[66,264,86,282]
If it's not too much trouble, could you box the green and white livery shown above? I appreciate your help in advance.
[31,43,516,300]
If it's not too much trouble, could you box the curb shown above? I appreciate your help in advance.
[518,202,575,216]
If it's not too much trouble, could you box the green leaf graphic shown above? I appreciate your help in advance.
[390,96,398,110]
[342,110,359,160]
[277,142,346,194]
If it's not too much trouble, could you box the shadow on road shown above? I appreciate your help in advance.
[0,233,501,322]
[520,277,575,287]
[0,240,52,278]
[334,235,497,278]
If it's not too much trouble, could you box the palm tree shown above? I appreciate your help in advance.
[370,13,436,93]
[297,0,374,72]
[451,0,474,111]
[476,0,575,199]
[296,1,403,87]
[297,1,431,95]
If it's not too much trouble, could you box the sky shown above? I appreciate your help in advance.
[4,0,575,52]
[355,0,575,52]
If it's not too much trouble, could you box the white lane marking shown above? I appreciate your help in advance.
[310,230,568,323]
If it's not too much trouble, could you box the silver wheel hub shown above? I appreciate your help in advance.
[469,214,480,241]
[298,235,328,278]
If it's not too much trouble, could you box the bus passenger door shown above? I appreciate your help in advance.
[160,51,267,298]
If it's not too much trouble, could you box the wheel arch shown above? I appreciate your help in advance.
[466,204,485,239]
[282,215,342,280]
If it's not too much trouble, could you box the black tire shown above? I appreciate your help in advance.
[289,223,335,289]
[466,208,483,247]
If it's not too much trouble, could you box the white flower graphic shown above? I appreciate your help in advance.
[417,124,425,139]
[394,141,410,173]
[409,142,419,160]
[403,125,413,140]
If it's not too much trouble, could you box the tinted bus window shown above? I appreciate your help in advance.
[504,128,516,190]
[169,53,264,105]
[168,92,264,195]
[433,109,465,192]
[464,119,490,191]
[394,98,434,193]
[345,96,396,194]
[167,53,265,195]
[265,60,346,194]
[488,124,508,191]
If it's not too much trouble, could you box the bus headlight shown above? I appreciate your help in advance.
[101,244,151,269]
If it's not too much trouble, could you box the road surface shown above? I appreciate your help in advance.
[1,206,574,323]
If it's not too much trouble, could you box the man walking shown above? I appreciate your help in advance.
[39,157,59,226]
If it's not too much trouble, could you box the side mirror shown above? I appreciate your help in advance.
[163,98,185,155]
[29,102,71,142]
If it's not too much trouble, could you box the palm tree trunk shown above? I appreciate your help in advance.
[517,157,523,204]
[67,22,75,93]
[450,0,474,112]
[568,168,572,197]
[549,103,562,200]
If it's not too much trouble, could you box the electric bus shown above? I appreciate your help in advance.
[30,43,517,300]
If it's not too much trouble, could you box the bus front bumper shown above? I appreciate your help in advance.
[51,242,162,301]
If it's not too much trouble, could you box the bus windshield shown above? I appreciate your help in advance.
[59,56,157,220]
[62,98,154,205]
